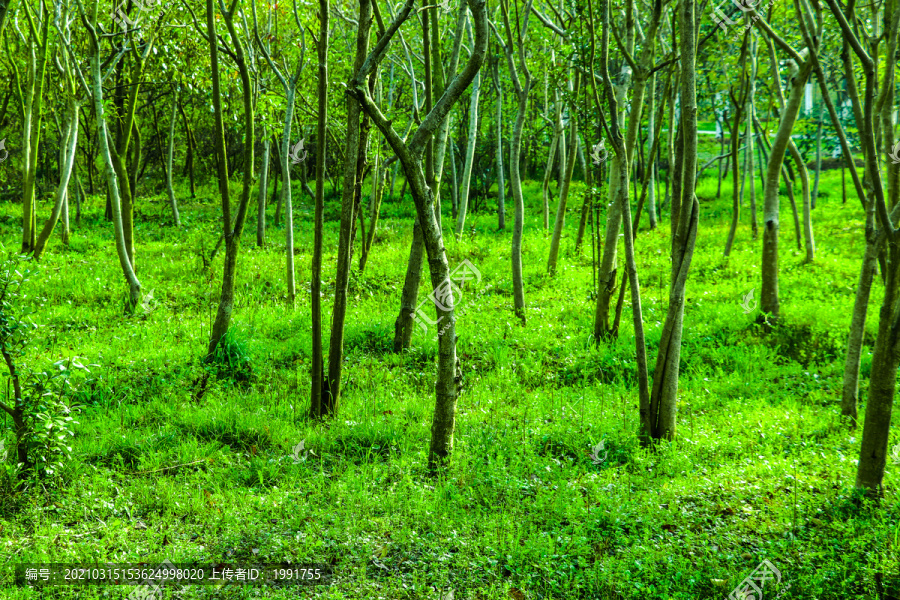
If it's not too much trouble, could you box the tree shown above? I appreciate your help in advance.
[496,0,535,323]
[196,0,256,356]
[753,10,813,326]
[347,0,488,471]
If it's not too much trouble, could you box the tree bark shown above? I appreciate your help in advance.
[323,0,373,414]
[647,0,700,441]
[492,57,506,231]
[256,135,269,246]
[310,0,330,413]
[759,46,812,323]
[34,99,78,260]
[547,74,580,276]
[205,0,256,357]
[166,87,181,227]
[348,0,488,471]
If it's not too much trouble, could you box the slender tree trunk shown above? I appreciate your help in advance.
[541,130,559,233]
[788,140,815,262]
[493,59,506,231]
[647,70,658,229]
[310,0,330,413]
[548,75,580,275]
[760,58,813,325]
[360,161,385,272]
[394,221,425,351]
[34,100,79,260]
[455,66,481,238]
[21,10,50,254]
[647,0,699,441]
[724,100,745,256]
[257,136,269,246]
[166,87,181,227]
[178,101,197,198]
[324,0,373,413]
[84,8,141,308]
[280,87,298,303]
[812,104,824,207]
[205,0,255,357]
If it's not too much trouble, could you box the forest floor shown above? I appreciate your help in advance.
[0,158,897,599]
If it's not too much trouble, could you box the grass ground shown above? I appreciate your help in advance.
[0,150,897,599]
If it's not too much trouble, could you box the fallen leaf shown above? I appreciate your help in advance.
[508,587,526,600]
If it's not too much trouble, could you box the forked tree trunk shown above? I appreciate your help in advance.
[787,140,814,263]
[647,0,700,441]
[391,3,467,351]
[34,100,78,261]
[323,0,373,413]
[349,0,488,471]
[760,58,813,325]
[82,3,141,308]
[205,0,255,357]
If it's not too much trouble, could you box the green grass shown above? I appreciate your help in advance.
[0,162,897,599]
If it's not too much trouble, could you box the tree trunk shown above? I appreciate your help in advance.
[760,58,813,325]
[21,7,51,254]
[812,104,824,208]
[34,100,79,260]
[541,130,559,233]
[647,0,700,441]
[205,0,256,357]
[166,87,181,227]
[455,63,481,239]
[787,140,815,262]
[84,9,141,308]
[548,74,580,275]
[257,135,269,246]
[323,0,373,414]
[279,87,298,303]
[493,58,506,231]
[647,70,658,229]
[310,0,330,413]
